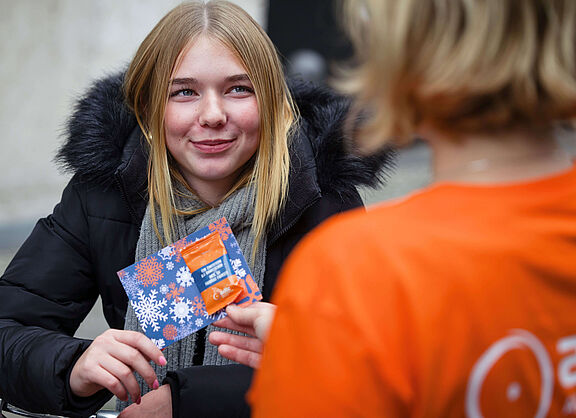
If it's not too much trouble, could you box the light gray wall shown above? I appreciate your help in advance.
[0,0,267,234]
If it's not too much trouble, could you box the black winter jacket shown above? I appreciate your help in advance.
[0,73,393,417]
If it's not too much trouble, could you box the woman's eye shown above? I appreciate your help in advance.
[230,85,254,94]
[170,89,196,97]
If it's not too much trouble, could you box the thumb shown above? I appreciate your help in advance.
[225,304,261,326]
[227,302,276,341]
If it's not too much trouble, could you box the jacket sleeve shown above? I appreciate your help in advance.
[0,176,112,416]
[165,365,253,418]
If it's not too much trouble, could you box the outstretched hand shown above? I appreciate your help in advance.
[209,302,276,368]
[70,329,166,404]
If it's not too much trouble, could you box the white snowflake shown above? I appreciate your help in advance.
[151,338,166,349]
[230,259,247,278]
[195,318,204,327]
[159,284,169,295]
[175,266,194,287]
[230,258,242,270]
[166,261,174,271]
[121,274,141,299]
[170,298,193,324]
[157,246,175,261]
[177,322,196,336]
[131,290,168,332]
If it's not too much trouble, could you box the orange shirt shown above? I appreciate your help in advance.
[251,166,576,417]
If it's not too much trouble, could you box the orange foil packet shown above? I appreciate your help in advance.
[181,231,243,315]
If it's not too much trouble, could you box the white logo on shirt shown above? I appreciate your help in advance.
[465,329,576,417]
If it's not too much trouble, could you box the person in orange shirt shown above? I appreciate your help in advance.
[210,0,576,416]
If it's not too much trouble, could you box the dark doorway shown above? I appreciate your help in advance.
[267,0,353,83]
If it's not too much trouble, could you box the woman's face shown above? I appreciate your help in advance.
[165,35,260,204]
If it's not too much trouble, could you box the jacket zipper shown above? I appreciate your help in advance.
[114,173,139,225]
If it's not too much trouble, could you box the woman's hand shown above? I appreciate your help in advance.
[209,302,276,368]
[70,329,166,404]
[118,384,172,418]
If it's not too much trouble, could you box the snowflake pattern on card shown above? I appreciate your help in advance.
[131,290,168,332]
[170,298,193,324]
[175,266,194,287]
[117,217,262,350]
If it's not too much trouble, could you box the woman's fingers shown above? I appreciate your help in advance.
[224,303,268,326]
[110,332,165,389]
[211,316,256,336]
[217,344,262,368]
[90,366,129,401]
[70,329,166,401]
[212,303,277,343]
[70,357,123,399]
[209,330,264,353]
[114,330,166,366]
[209,331,264,368]
[227,303,276,341]
[96,356,137,402]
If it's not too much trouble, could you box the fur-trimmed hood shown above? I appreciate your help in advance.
[55,72,394,197]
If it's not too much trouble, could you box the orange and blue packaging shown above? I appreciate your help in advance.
[181,231,243,315]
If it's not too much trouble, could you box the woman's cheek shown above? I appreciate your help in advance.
[165,103,197,137]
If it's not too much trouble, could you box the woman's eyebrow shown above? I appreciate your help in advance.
[226,74,251,83]
[170,74,250,85]
[171,77,198,85]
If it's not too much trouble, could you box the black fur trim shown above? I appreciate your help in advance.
[54,72,137,185]
[289,78,395,196]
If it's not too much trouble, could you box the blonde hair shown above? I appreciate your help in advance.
[124,1,296,253]
[339,0,576,151]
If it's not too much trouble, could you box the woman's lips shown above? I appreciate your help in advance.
[191,138,236,153]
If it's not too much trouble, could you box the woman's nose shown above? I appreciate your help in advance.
[198,92,226,127]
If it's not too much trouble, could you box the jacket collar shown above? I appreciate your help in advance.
[114,128,148,224]
[268,125,321,245]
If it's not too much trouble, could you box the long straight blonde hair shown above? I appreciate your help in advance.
[124,1,296,253]
[339,0,576,151]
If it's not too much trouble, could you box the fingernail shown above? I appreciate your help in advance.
[159,356,167,366]
[136,396,141,405]
[153,379,160,390]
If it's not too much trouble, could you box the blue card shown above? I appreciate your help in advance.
[117,218,262,349]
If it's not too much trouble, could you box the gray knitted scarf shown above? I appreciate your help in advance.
[117,183,265,409]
